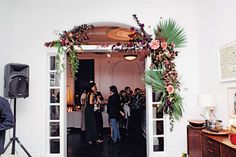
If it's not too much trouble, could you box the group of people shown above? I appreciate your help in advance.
[108,86,145,143]
[79,82,145,145]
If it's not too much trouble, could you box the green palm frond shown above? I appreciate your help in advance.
[143,70,166,92]
[171,92,183,120]
[154,19,187,48]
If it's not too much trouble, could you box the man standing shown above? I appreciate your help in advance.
[0,96,14,155]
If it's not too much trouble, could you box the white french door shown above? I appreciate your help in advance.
[46,52,166,157]
[46,53,66,157]
[145,56,167,157]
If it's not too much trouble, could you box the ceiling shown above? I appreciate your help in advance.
[84,24,133,45]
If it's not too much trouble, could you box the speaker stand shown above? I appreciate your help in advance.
[3,98,32,157]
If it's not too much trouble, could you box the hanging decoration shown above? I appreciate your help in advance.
[44,24,94,78]
[44,15,187,131]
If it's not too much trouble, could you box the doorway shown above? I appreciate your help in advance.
[46,22,167,157]
[74,59,94,106]
[67,53,147,157]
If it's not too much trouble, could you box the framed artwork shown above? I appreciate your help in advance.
[228,87,236,118]
[219,41,236,82]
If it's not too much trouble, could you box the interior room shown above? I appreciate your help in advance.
[1,0,236,157]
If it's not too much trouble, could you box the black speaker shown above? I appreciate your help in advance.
[4,63,29,98]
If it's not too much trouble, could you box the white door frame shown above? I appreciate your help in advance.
[47,49,167,157]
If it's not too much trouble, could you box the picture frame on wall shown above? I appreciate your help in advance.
[228,87,236,118]
[218,40,236,82]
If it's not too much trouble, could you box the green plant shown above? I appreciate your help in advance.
[144,18,186,131]
[154,18,187,48]
[144,67,183,131]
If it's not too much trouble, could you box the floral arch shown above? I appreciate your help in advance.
[45,15,187,131]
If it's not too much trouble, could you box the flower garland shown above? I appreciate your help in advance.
[45,24,94,78]
[113,15,186,131]
[146,17,186,131]
[44,15,186,131]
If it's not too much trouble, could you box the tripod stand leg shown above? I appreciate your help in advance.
[3,99,31,157]
[11,98,17,154]
[11,140,15,154]
[3,138,13,153]
[15,138,32,157]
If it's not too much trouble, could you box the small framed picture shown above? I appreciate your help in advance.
[228,87,236,118]
[218,41,236,82]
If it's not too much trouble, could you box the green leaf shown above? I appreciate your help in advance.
[143,70,166,92]
[171,92,183,120]
[154,18,187,48]
[68,50,79,79]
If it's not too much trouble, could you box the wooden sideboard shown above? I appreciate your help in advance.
[187,125,236,157]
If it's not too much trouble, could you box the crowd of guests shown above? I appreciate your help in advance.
[78,81,145,145]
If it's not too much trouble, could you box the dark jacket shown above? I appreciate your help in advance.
[107,94,120,119]
[0,97,14,154]
[130,94,145,110]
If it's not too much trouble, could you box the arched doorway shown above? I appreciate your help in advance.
[46,22,166,157]
[67,23,147,157]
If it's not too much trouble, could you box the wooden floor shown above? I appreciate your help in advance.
[67,128,147,157]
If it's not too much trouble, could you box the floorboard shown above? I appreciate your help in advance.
[67,128,147,157]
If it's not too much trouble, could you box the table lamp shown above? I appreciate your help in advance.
[198,93,216,120]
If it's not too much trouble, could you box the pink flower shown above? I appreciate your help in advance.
[68,32,73,37]
[171,42,175,48]
[166,85,174,94]
[149,40,160,50]
[163,60,169,65]
[65,38,69,44]
[164,50,171,58]
[161,41,167,50]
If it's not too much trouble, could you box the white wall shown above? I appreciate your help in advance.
[197,0,236,126]
[67,53,145,102]
[0,0,13,92]
[0,0,201,156]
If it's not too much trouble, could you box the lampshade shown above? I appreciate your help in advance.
[198,94,216,107]
[124,54,137,61]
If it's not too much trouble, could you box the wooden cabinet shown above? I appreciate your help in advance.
[221,144,236,157]
[187,127,202,157]
[202,135,220,157]
[187,126,236,157]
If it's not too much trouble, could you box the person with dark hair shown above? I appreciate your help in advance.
[85,82,103,145]
[124,86,133,102]
[93,86,104,140]
[120,90,130,136]
[80,86,89,132]
[107,86,124,143]
[0,96,14,155]
[129,88,145,138]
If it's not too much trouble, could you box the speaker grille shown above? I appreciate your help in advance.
[9,76,28,97]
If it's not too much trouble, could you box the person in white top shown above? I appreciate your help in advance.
[120,90,130,136]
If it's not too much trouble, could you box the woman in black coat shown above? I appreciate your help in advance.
[85,83,103,145]
[107,86,124,143]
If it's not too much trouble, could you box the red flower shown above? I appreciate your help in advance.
[166,85,174,94]
[128,33,135,38]
[44,42,50,47]
[65,38,69,44]
[60,39,65,46]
